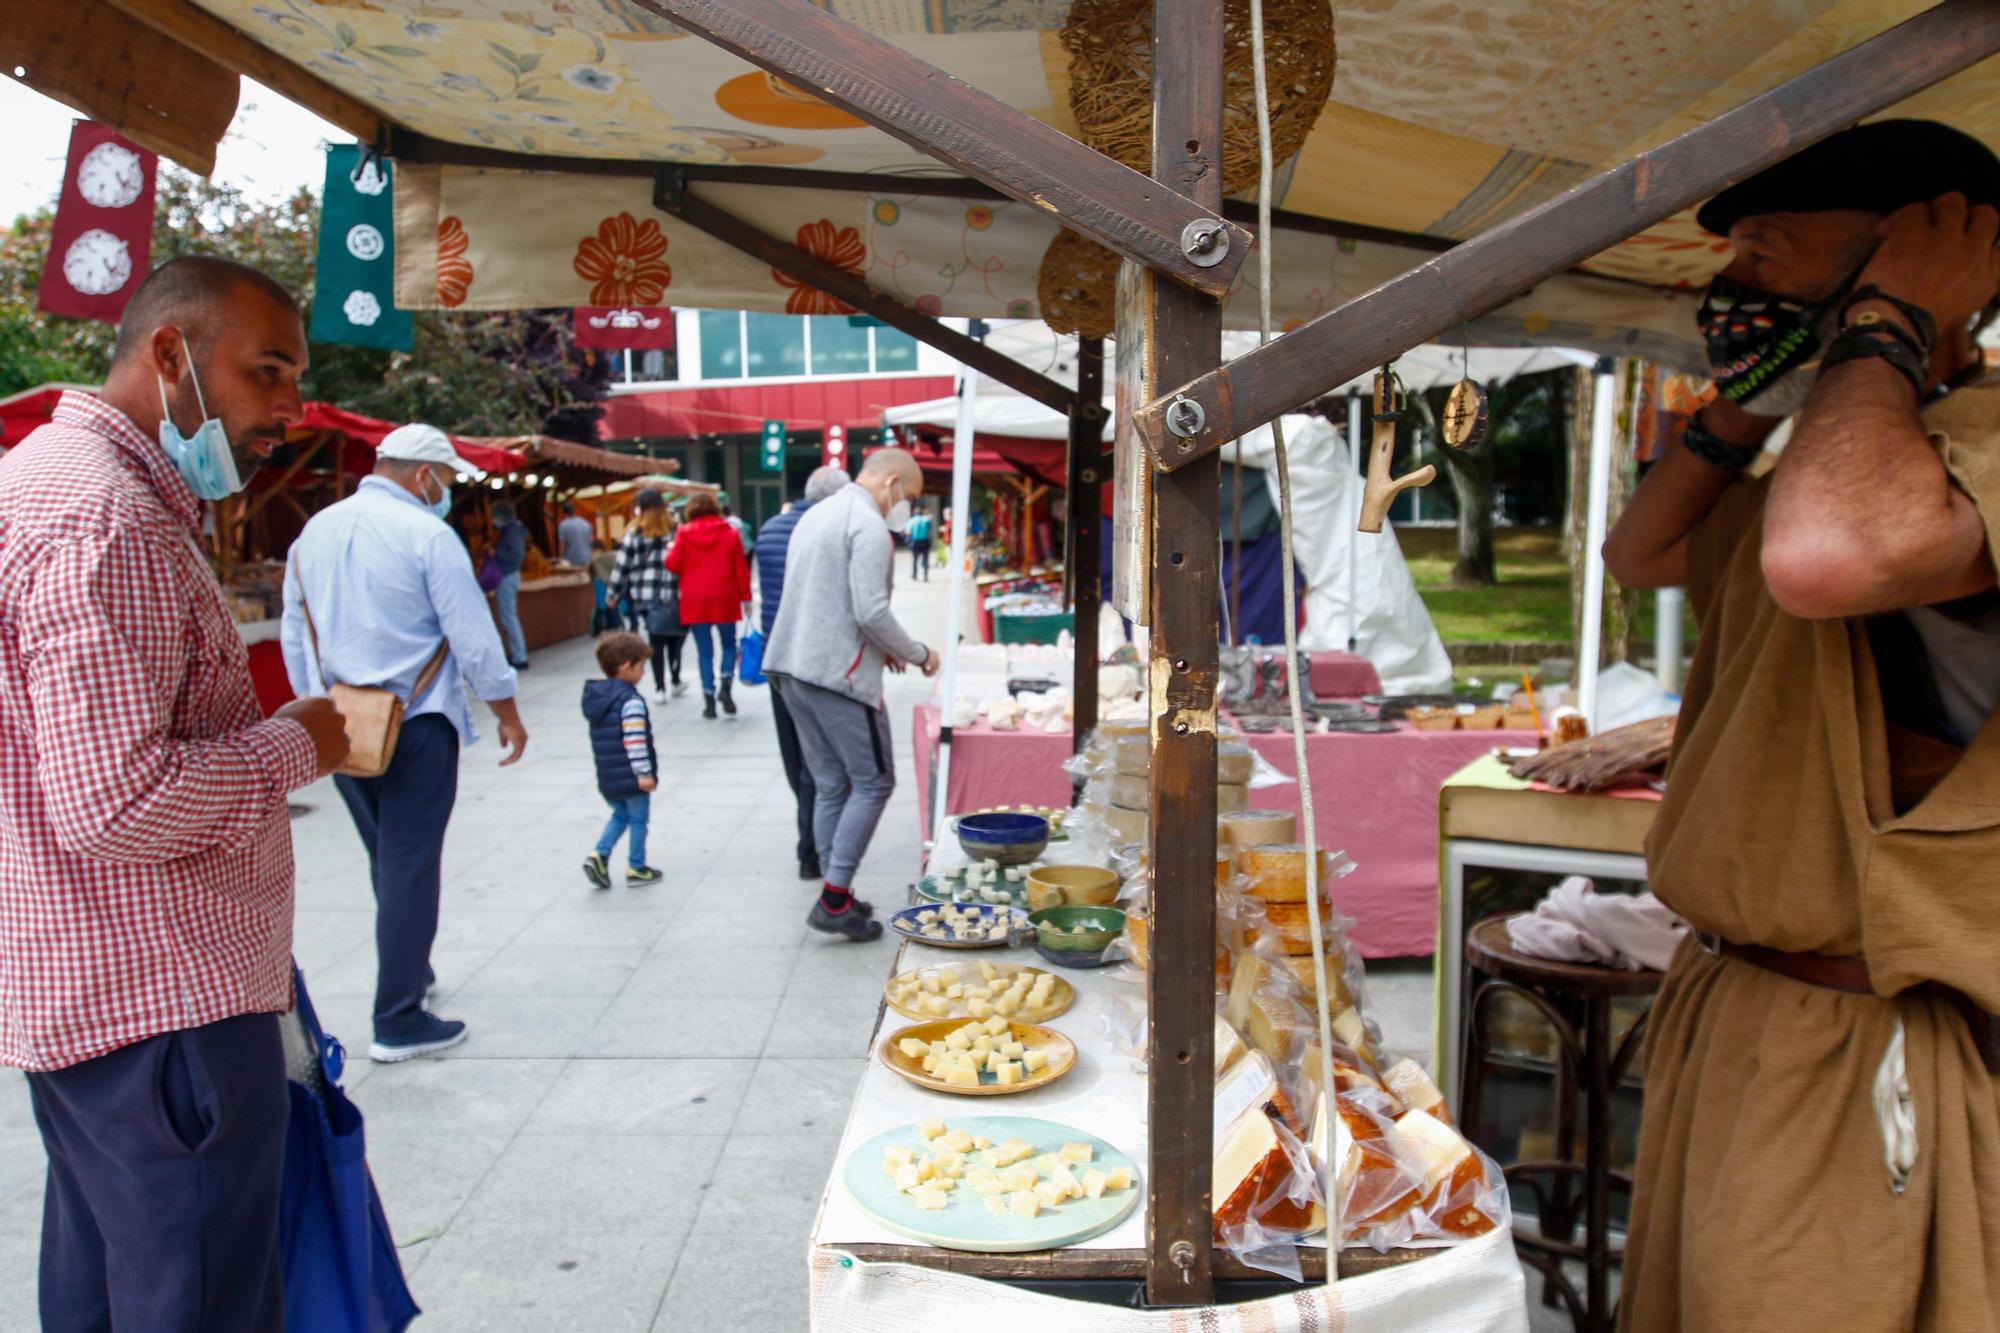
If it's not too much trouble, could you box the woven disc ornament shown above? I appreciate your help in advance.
[1038,0,1335,333]
[1037,228,1122,339]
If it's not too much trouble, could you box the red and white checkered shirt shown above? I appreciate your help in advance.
[0,392,318,1072]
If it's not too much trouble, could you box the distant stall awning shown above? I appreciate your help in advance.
[599,376,957,442]
[470,433,669,487]
[298,403,525,476]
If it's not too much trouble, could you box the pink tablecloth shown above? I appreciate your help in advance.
[912,706,1532,958]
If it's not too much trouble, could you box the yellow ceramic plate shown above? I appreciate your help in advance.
[878,1018,1077,1097]
[884,961,1075,1025]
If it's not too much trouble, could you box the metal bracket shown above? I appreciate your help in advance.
[1180,220,1230,268]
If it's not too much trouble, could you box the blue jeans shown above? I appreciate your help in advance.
[595,793,651,869]
[692,621,738,694]
[494,571,527,663]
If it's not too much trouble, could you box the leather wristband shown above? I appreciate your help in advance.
[1839,285,1939,356]
[1822,325,1929,400]
[1681,416,1761,472]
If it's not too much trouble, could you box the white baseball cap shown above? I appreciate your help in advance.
[379,422,485,477]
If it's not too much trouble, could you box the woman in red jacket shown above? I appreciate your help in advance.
[665,492,753,719]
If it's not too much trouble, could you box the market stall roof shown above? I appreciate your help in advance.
[1,383,98,449]
[297,402,526,476]
[468,432,676,487]
[599,375,957,441]
[39,2,1996,370]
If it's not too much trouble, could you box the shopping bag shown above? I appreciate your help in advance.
[476,555,503,593]
[739,628,767,686]
[279,965,420,1333]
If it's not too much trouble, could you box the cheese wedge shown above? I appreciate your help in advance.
[1105,1166,1133,1191]
[984,1195,1011,1216]
[1214,1050,1300,1135]
[1381,1058,1448,1121]
[1009,1190,1040,1219]
[1082,1169,1110,1200]
[1058,1142,1094,1164]
[911,1189,949,1211]
[1214,1014,1248,1077]
[917,1117,947,1140]
[1212,1109,1316,1235]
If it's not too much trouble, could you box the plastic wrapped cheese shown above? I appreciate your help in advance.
[1218,808,1298,849]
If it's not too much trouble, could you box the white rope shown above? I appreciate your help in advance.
[1250,0,1340,1270]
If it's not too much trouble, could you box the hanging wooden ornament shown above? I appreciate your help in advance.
[1442,378,1490,450]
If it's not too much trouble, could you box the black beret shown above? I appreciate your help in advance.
[1696,119,2000,236]
[634,488,666,511]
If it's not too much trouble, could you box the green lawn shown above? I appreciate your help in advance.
[1398,526,1573,645]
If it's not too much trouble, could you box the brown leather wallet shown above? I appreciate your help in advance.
[1699,932,2000,1074]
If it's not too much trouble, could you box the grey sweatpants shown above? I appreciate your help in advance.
[772,676,895,889]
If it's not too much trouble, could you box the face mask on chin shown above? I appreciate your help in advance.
[1696,259,1865,417]
[155,334,244,501]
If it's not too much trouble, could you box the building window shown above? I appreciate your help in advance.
[875,325,918,371]
[810,315,872,376]
[698,310,741,379]
[745,312,806,378]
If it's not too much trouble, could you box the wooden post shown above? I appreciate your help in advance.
[1141,0,1224,1307]
[1067,337,1106,757]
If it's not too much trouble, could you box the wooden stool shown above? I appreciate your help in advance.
[1460,913,1662,1333]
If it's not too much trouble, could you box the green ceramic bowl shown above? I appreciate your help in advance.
[1027,905,1127,953]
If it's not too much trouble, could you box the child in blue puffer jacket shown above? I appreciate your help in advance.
[581,632,662,889]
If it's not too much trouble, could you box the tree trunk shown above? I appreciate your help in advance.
[1563,366,1595,658]
[1412,388,1498,587]
[1600,360,1643,664]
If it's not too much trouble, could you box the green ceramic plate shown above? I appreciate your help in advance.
[916,873,1030,908]
[842,1115,1141,1253]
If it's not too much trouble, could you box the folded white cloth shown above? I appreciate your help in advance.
[1506,876,1687,973]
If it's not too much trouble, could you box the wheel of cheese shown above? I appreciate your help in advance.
[1108,774,1148,811]
[1215,782,1248,815]
[1243,901,1324,955]
[1125,910,1150,968]
[1099,801,1148,844]
[1217,809,1297,848]
[1278,953,1354,1011]
[1113,735,1150,777]
[1237,843,1329,903]
[1217,742,1254,786]
[1215,849,1234,890]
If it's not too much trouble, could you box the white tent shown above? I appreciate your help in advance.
[885,324,1592,695]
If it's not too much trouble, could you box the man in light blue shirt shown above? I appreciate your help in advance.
[282,423,528,1062]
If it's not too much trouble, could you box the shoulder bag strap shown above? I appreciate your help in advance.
[292,552,451,702]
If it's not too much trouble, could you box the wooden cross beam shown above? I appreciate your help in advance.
[654,170,1076,415]
[625,0,1249,298]
[1135,0,2000,470]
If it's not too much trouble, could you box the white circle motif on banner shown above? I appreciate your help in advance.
[343,290,383,326]
[351,160,388,196]
[62,230,134,296]
[346,224,385,261]
[76,142,145,210]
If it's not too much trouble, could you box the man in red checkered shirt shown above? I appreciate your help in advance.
[0,257,350,1331]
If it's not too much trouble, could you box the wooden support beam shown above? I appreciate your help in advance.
[98,0,384,144]
[654,171,1077,415]
[625,0,1248,298]
[1066,338,1107,758]
[244,437,327,519]
[1136,0,2000,469]
[1140,0,1224,1308]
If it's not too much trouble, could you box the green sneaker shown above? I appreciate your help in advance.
[582,852,611,890]
[626,865,664,887]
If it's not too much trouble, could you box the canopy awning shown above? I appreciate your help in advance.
[599,375,957,441]
[37,1,1995,369]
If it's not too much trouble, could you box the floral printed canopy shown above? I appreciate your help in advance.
[183,0,2000,364]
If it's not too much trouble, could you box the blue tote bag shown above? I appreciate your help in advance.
[280,966,420,1333]
[738,627,768,686]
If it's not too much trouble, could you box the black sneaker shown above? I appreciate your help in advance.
[627,866,664,887]
[583,852,611,890]
[702,695,717,720]
[718,682,737,715]
[809,900,883,942]
[368,1014,468,1063]
[799,857,822,881]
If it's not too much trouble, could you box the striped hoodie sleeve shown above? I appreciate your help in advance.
[620,695,653,779]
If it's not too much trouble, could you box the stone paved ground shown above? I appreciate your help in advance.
[0,574,1554,1331]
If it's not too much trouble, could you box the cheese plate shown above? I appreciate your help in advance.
[885,960,1075,1024]
[842,1115,1140,1252]
[878,1017,1077,1096]
[889,902,1029,949]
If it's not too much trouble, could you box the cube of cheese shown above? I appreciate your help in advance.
[1033,1180,1068,1208]
[894,1163,923,1192]
[924,996,951,1017]
[899,1038,928,1059]
[1009,1190,1040,1219]
[1082,1169,1110,1200]
[984,1195,1011,1216]
[945,1067,979,1088]
[945,983,964,1000]
[918,1117,947,1140]
[995,1061,1023,1086]
[999,1041,1025,1059]
[1105,1166,1133,1191]
[884,1145,915,1168]
[983,1017,1010,1037]
[967,1169,1006,1195]
[1049,1163,1083,1200]
[1059,1142,1094,1165]
[1031,1153,1064,1177]
[978,960,999,983]
[1022,1050,1049,1073]
[1001,1165,1038,1193]
[933,1151,966,1178]
[911,1189,949,1211]
[945,1030,971,1051]
[934,1131,975,1155]
[973,1136,993,1151]
[994,995,1021,1017]
[972,1035,995,1053]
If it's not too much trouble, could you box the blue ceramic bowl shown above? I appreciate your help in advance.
[954,812,1050,866]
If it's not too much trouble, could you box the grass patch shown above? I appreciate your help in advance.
[1398,527,1572,645]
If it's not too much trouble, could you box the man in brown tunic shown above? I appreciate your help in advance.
[1606,121,2000,1329]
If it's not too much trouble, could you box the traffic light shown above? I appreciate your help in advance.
[823,423,846,470]
[760,419,785,473]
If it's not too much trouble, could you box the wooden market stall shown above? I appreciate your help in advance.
[25,0,2000,1323]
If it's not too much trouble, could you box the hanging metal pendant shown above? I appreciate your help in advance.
[1442,377,1490,450]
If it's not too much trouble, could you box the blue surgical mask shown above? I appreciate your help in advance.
[423,471,453,519]
[155,335,243,501]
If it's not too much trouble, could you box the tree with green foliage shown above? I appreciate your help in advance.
[0,165,607,439]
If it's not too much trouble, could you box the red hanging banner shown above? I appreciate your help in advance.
[573,306,674,350]
[38,123,157,324]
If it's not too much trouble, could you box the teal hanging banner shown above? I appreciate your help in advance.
[310,145,413,352]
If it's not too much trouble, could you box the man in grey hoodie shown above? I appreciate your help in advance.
[765,448,938,942]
